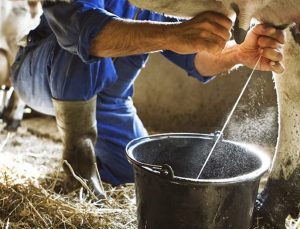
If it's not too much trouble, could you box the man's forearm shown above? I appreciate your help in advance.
[90,18,178,57]
[194,41,240,76]
[90,12,233,58]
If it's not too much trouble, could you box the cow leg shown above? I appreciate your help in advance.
[253,29,300,228]
[27,1,41,18]
[0,49,10,117]
[2,90,26,131]
[0,49,9,86]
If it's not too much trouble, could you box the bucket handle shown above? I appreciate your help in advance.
[139,131,221,180]
[127,132,222,181]
[159,164,175,179]
[138,162,175,179]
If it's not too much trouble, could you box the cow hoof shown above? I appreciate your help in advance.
[252,169,300,228]
[252,195,280,229]
[4,119,21,131]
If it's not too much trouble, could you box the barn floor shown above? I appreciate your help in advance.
[0,116,298,228]
[0,116,137,228]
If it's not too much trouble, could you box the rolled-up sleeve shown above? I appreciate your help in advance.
[161,50,214,83]
[43,0,116,63]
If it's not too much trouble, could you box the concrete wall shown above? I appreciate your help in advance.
[134,53,278,146]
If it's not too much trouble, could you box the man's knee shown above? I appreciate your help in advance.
[50,54,101,101]
[11,47,55,116]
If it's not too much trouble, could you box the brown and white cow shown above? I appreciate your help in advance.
[0,0,41,130]
[129,0,300,227]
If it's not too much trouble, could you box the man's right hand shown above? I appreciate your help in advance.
[168,12,233,55]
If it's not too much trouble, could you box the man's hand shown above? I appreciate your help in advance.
[236,24,285,74]
[169,12,233,55]
[194,23,286,76]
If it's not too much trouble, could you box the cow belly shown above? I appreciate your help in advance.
[129,0,231,18]
[129,0,300,33]
[272,30,300,179]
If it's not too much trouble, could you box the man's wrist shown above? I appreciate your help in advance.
[223,41,240,67]
[160,23,181,52]
[193,41,241,76]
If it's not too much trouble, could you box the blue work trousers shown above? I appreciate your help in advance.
[12,34,148,186]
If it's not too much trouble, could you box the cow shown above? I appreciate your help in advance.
[0,0,41,130]
[128,0,300,227]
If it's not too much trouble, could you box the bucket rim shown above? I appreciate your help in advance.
[126,133,271,185]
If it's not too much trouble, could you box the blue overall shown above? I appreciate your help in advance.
[12,0,212,186]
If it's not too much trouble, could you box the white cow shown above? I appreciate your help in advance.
[0,0,41,130]
[129,0,300,227]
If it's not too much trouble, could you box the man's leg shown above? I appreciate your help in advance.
[53,96,105,198]
[12,35,115,198]
[48,42,120,198]
[95,95,148,186]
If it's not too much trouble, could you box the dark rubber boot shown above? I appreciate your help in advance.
[53,96,106,199]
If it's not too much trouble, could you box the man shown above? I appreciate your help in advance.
[11,0,285,198]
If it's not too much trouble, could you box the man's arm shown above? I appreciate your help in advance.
[90,12,232,57]
[43,1,232,62]
[194,24,285,75]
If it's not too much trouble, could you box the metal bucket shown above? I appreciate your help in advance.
[126,133,271,229]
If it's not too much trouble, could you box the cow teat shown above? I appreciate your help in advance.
[231,3,248,44]
[291,23,300,46]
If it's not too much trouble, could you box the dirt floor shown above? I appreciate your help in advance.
[0,116,299,228]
